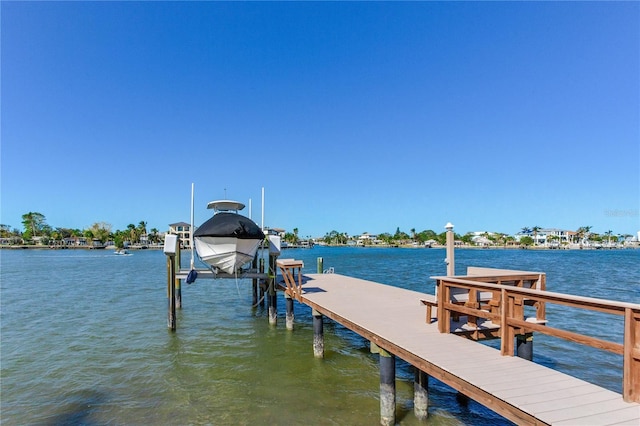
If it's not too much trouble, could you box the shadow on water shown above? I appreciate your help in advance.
[39,390,109,426]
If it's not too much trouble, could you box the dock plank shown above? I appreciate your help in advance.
[298,273,639,425]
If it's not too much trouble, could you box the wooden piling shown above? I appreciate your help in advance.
[285,293,294,330]
[414,369,429,420]
[167,254,176,330]
[313,309,324,358]
[268,253,277,325]
[259,257,265,307]
[175,243,182,309]
[516,333,533,361]
[378,348,396,426]
[317,257,323,274]
[252,256,258,306]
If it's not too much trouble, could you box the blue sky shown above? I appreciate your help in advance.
[2,1,638,238]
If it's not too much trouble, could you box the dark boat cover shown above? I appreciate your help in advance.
[193,212,265,240]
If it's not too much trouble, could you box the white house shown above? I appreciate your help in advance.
[168,222,193,248]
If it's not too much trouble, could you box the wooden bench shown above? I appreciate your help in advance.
[422,267,547,339]
[420,295,438,324]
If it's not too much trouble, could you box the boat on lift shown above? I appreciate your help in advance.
[193,200,265,274]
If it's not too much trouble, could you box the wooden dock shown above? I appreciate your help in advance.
[292,272,640,425]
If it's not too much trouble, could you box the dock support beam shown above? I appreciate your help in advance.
[175,244,182,309]
[167,254,176,330]
[317,257,323,273]
[517,333,533,361]
[379,348,396,426]
[259,258,265,307]
[371,342,396,426]
[268,253,277,325]
[414,369,429,420]
[252,257,258,306]
[313,309,324,358]
[285,294,294,330]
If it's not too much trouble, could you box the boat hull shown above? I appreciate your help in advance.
[193,211,265,274]
[194,237,263,274]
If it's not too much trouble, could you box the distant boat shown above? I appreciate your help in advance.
[114,249,130,255]
[193,200,265,274]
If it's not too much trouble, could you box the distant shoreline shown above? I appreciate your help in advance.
[317,244,639,250]
[0,245,164,250]
[1,244,637,251]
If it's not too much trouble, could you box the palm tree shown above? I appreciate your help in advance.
[138,221,147,238]
[150,228,159,244]
[531,226,541,246]
[604,230,613,246]
[575,226,592,248]
[127,224,138,244]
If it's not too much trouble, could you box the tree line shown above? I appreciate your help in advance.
[316,225,633,247]
[0,212,160,249]
[2,212,632,249]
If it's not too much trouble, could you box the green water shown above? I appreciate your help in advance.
[1,247,638,425]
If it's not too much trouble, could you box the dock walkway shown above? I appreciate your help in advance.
[296,273,640,425]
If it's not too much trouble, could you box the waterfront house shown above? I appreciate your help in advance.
[357,233,383,246]
[168,222,193,248]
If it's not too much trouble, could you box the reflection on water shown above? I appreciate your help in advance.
[1,247,638,425]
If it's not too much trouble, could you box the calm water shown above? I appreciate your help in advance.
[1,247,638,425]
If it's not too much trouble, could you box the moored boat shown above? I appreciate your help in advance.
[193,200,265,274]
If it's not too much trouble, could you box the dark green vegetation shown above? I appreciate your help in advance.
[1,212,159,249]
[1,212,632,249]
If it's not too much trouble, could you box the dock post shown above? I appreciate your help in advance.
[164,234,179,330]
[312,309,324,358]
[371,343,396,425]
[259,257,265,307]
[516,333,533,361]
[166,254,176,330]
[175,243,182,309]
[445,222,455,276]
[268,253,277,325]
[414,369,429,420]
[252,256,258,306]
[379,348,396,426]
[317,257,323,273]
[285,293,294,330]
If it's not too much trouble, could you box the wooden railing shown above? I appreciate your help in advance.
[432,276,640,403]
[277,258,305,300]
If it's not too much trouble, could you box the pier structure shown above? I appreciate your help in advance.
[278,269,640,425]
[164,236,640,425]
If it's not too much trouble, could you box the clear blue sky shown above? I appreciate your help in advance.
[2,1,639,238]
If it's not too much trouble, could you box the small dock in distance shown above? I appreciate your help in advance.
[283,270,640,425]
